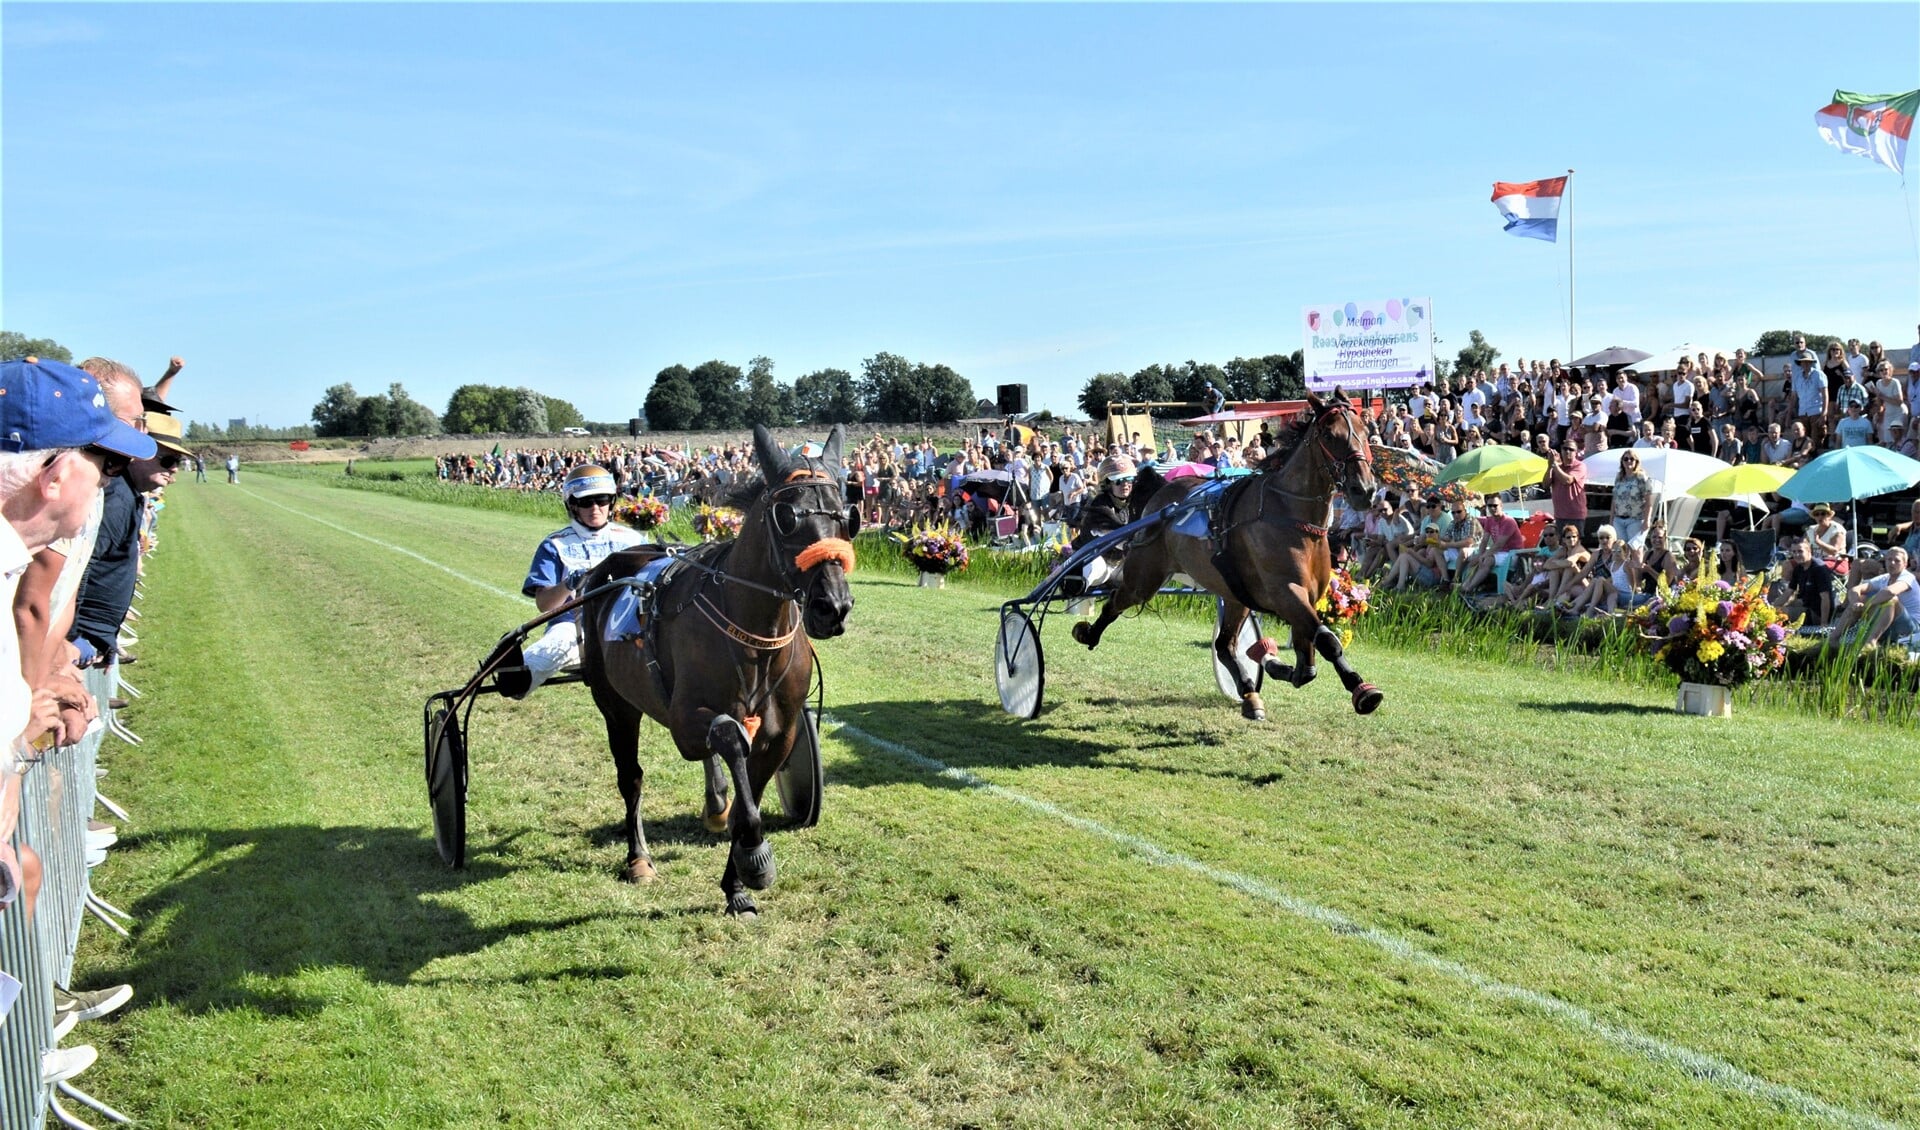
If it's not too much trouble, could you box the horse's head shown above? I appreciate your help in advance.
[1307,389,1377,510]
[752,423,856,639]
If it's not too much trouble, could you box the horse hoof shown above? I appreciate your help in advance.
[1240,693,1266,721]
[1353,684,1384,715]
[726,892,759,919]
[621,856,656,883]
[734,839,776,891]
[1071,621,1097,649]
[702,797,732,835]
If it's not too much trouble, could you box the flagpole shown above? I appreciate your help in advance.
[1566,168,1576,362]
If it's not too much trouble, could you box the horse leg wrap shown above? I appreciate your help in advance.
[726,891,759,919]
[1314,626,1366,692]
[733,838,776,891]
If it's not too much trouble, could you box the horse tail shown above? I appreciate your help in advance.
[1129,466,1166,523]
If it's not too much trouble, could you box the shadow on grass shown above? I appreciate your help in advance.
[1512,699,1649,716]
[825,696,1286,789]
[108,824,633,1017]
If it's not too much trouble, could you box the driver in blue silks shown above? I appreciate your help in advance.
[519,465,647,693]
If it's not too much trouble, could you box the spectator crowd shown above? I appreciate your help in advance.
[0,352,196,1104]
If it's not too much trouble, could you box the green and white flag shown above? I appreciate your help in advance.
[1815,88,1917,173]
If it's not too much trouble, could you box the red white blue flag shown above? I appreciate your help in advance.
[1490,176,1567,243]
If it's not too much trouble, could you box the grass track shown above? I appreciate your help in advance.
[72,475,1920,1128]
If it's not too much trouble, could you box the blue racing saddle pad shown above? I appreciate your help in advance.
[1166,478,1234,539]
[604,554,680,643]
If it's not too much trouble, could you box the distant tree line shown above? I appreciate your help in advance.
[1077,354,1307,420]
[641,353,977,431]
[184,421,317,442]
[0,332,74,363]
[307,382,589,438]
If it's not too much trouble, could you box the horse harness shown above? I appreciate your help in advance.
[1199,403,1370,618]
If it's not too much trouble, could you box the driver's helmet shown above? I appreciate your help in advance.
[1097,454,1137,488]
[563,464,617,503]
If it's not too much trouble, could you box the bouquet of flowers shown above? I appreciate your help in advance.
[614,495,669,532]
[1315,568,1371,647]
[897,520,970,575]
[1627,569,1791,687]
[692,504,744,541]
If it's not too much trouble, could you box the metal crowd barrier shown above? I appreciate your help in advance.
[0,665,125,1128]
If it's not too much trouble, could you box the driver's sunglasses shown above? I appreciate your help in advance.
[156,452,184,471]
[569,495,615,510]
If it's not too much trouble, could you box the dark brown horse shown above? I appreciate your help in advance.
[579,425,856,917]
[1070,391,1382,720]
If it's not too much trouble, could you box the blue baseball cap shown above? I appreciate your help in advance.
[0,358,158,460]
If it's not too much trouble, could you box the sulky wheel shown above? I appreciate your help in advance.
[774,706,825,828]
[994,609,1044,719]
[425,704,468,868]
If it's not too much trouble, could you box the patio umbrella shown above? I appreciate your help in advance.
[1568,346,1652,369]
[1687,463,1795,499]
[1778,445,1920,546]
[1154,461,1254,480]
[1461,457,1550,495]
[1580,448,1729,493]
[1777,445,1920,504]
[1436,444,1540,486]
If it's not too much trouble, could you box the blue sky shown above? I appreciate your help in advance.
[4,3,1917,429]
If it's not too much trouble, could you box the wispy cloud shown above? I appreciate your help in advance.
[4,16,102,48]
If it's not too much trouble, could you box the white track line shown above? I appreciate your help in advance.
[241,486,525,603]
[246,484,1900,1130]
[822,719,1900,1130]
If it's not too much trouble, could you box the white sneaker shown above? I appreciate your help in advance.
[41,1044,96,1085]
[85,847,107,868]
[52,1010,78,1041]
[86,829,117,851]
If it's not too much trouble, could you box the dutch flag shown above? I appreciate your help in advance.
[1490,176,1566,242]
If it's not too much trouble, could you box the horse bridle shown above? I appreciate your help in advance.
[759,468,858,604]
[1311,400,1373,486]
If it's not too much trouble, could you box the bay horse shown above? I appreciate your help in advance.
[579,425,857,917]
[1070,390,1383,720]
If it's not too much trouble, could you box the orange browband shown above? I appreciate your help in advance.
[794,538,857,575]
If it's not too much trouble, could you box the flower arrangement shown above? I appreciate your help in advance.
[614,495,669,531]
[692,504,744,541]
[1315,568,1372,647]
[897,520,971,575]
[1627,568,1791,687]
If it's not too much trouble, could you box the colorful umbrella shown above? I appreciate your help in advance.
[1437,444,1543,487]
[1461,457,1549,495]
[1686,463,1795,500]
[1778,445,1920,504]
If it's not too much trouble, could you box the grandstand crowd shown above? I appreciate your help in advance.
[431,332,1920,649]
[0,354,191,1098]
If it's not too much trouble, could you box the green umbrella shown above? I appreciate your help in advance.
[1437,444,1541,487]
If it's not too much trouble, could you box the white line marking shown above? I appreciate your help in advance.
[241,486,526,604]
[242,486,1900,1130]
[822,717,1901,1130]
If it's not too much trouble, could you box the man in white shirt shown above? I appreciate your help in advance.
[1460,375,1488,430]
[1847,340,1868,383]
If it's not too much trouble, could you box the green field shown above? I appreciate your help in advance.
[70,474,1919,1128]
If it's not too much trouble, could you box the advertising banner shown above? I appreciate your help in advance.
[1302,298,1434,392]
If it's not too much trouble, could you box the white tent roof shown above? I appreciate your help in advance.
[1626,344,1733,374]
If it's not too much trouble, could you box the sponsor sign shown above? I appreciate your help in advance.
[1302,298,1435,392]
